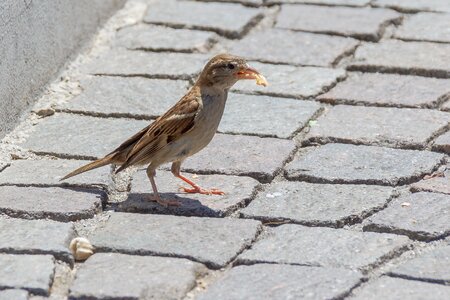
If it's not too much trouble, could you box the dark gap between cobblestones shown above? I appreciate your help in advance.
[346,65,450,79]
[387,272,450,286]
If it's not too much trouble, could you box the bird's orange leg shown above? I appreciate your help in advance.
[147,168,181,207]
[171,161,224,195]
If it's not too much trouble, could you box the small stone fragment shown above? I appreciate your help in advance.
[70,237,94,261]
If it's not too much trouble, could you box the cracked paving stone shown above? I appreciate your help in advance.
[0,289,28,300]
[394,12,450,43]
[0,217,74,263]
[411,164,450,195]
[389,245,450,284]
[0,159,109,188]
[197,264,362,300]
[0,162,8,172]
[305,105,450,148]
[317,72,450,108]
[89,212,261,269]
[59,77,189,119]
[115,24,217,52]
[267,0,370,5]
[233,62,346,99]
[241,182,394,227]
[143,0,262,39]
[0,254,54,296]
[237,224,410,270]
[21,113,149,159]
[120,170,259,217]
[220,94,321,138]
[372,0,450,13]
[285,143,445,186]
[364,192,450,241]
[348,40,450,78]
[180,133,296,183]
[276,5,400,41]
[433,131,450,154]
[69,253,206,300]
[0,186,103,222]
[350,276,450,300]
[230,29,358,67]
[82,49,207,79]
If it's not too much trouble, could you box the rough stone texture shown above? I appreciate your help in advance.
[89,212,261,268]
[241,182,394,227]
[433,131,450,154]
[0,159,110,188]
[373,0,450,13]
[442,101,450,111]
[231,29,358,67]
[181,133,296,183]
[197,264,362,300]
[394,12,450,43]
[348,40,450,78]
[0,162,8,172]
[70,253,206,300]
[60,77,189,119]
[350,276,450,300]
[389,245,450,284]
[276,5,400,41]
[21,113,149,159]
[220,94,321,138]
[0,254,54,296]
[233,62,346,99]
[115,24,217,52]
[306,105,450,148]
[364,192,450,241]
[268,0,370,5]
[194,0,263,6]
[143,1,262,38]
[0,289,28,300]
[121,170,259,217]
[286,144,445,185]
[82,49,207,79]
[411,164,450,195]
[317,72,450,108]
[0,217,74,263]
[0,186,103,222]
[238,225,410,269]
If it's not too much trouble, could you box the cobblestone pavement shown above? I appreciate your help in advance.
[0,0,449,299]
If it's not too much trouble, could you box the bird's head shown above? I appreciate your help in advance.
[197,54,267,90]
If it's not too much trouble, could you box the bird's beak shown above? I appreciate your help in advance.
[236,65,268,87]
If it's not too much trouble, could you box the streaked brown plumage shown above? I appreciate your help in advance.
[61,54,267,206]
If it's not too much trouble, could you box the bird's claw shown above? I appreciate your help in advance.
[146,195,181,207]
[181,186,225,195]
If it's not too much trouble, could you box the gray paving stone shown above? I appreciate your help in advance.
[89,212,261,268]
[442,100,450,111]
[348,40,450,78]
[0,254,54,296]
[0,159,109,188]
[0,289,28,300]
[121,170,259,217]
[197,264,362,300]
[115,24,217,52]
[411,164,450,195]
[232,62,346,99]
[220,94,321,138]
[267,0,370,6]
[276,5,400,41]
[373,0,450,13]
[237,225,410,269]
[0,186,102,222]
[285,144,445,186]
[0,162,8,172]
[350,276,450,300]
[60,77,189,119]
[389,245,450,284]
[364,192,450,241]
[433,131,450,154]
[317,72,450,108]
[0,217,74,263]
[394,12,450,43]
[181,133,296,183]
[70,253,206,300]
[241,182,394,227]
[22,113,149,159]
[82,49,207,79]
[194,0,263,6]
[306,105,450,148]
[230,29,358,67]
[143,1,262,38]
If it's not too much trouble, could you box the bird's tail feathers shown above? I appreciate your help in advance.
[60,155,114,181]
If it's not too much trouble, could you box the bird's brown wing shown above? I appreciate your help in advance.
[114,89,201,173]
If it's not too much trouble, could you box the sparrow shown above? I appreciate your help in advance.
[61,54,267,207]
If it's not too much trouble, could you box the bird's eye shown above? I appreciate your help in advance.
[227,63,235,69]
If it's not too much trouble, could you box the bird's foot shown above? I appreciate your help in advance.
[146,194,181,207]
[181,186,225,195]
